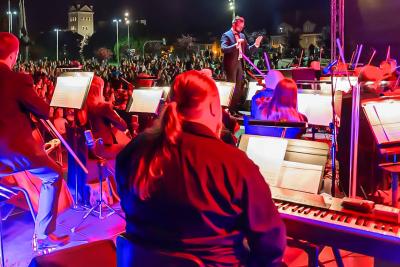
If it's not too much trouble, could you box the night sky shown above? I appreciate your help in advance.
[2,0,330,37]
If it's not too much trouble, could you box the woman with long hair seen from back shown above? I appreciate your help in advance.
[259,78,307,123]
[116,70,286,267]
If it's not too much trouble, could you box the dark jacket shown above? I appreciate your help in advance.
[116,121,286,267]
[0,63,50,171]
[221,29,257,75]
[87,103,127,146]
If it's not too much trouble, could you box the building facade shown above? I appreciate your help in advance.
[68,4,94,37]
[269,21,322,53]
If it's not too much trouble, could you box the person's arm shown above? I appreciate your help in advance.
[102,104,128,131]
[221,33,237,54]
[18,74,50,119]
[243,161,286,267]
[246,35,263,55]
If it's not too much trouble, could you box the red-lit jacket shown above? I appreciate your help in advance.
[116,121,286,267]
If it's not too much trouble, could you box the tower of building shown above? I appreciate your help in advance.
[68,4,94,37]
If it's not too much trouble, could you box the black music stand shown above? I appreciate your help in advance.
[50,72,93,209]
[362,96,400,206]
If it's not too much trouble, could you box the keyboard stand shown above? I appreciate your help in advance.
[287,238,344,267]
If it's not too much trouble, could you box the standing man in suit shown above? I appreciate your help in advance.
[0,33,69,251]
[221,16,263,114]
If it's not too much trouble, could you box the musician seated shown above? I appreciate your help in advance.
[380,59,398,82]
[0,32,69,250]
[201,68,240,145]
[116,70,286,267]
[73,75,129,205]
[256,78,308,124]
[251,70,284,118]
[85,75,129,159]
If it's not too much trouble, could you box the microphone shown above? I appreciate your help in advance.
[322,60,338,75]
[84,130,104,160]
[84,130,95,149]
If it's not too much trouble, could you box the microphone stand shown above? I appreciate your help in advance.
[330,68,338,197]
[71,137,124,233]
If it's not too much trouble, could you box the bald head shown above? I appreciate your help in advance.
[0,32,19,68]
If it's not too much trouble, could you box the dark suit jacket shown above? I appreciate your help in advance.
[88,103,127,146]
[0,63,50,173]
[221,29,257,75]
[116,121,286,267]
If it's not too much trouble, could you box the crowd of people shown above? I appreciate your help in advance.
[14,53,228,123]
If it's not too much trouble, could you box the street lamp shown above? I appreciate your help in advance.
[6,10,17,33]
[228,0,236,20]
[113,18,122,64]
[54,29,61,61]
[125,20,131,48]
[124,11,131,49]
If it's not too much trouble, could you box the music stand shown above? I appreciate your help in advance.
[362,96,400,206]
[215,81,235,107]
[138,86,171,100]
[126,89,164,114]
[246,82,264,101]
[50,72,93,209]
[238,134,328,194]
[297,89,343,128]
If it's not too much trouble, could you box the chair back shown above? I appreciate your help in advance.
[291,68,317,83]
[28,239,116,267]
[116,235,205,267]
[244,116,307,139]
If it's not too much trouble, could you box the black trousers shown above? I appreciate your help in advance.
[225,61,244,112]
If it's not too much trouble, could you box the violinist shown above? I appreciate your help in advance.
[250,70,284,119]
[0,32,69,251]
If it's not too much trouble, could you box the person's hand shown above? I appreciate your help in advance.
[236,38,245,48]
[254,36,263,48]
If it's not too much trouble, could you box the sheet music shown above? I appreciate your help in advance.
[140,86,170,99]
[364,102,400,144]
[51,74,93,109]
[381,123,400,142]
[247,82,263,101]
[278,161,323,194]
[127,89,163,113]
[373,103,400,124]
[333,76,358,93]
[246,136,288,186]
[215,81,235,107]
[297,93,332,126]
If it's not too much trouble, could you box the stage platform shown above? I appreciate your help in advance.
[3,204,125,266]
[3,202,377,267]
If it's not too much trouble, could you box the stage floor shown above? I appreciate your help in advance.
[3,204,125,266]
[3,204,376,267]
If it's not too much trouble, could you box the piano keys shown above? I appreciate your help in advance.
[271,187,400,263]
